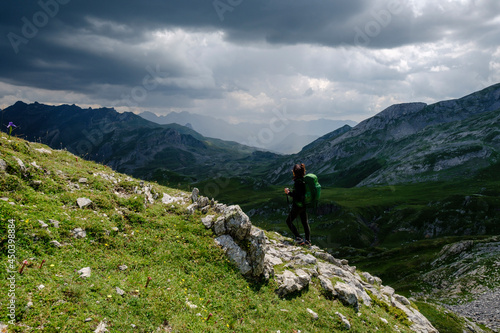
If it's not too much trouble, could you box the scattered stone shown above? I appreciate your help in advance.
[26,301,33,308]
[50,240,62,248]
[115,287,125,296]
[335,312,351,330]
[71,228,87,239]
[0,197,8,201]
[78,267,91,278]
[79,178,88,184]
[35,148,52,154]
[380,318,389,324]
[77,197,92,208]
[38,284,45,290]
[186,203,197,215]
[0,159,7,172]
[38,220,49,229]
[48,219,60,228]
[162,193,183,205]
[201,215,215,229]
[186,301,198,309]
[276,270,310,297]
[85,318,92,322]
[13,156,27,173]
[307,308,319,320]
[118,265,128,271]
[94,320,108,333]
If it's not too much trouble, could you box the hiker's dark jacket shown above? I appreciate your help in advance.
[288,177,306,206]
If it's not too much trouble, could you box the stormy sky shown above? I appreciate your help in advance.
[1,0,499,123]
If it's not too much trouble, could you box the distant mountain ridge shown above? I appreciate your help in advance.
[138,110,357,154]
[270,83,500,186]
[1,101,278,184]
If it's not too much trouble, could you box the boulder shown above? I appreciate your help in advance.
[212,216,226,236]
[275,270,310,297]
[214,235,251,275]
[191,188,200,203]
[334,282,359,310]
[201,215,215,229]
[224,205,251,241]
[248,227,266,276]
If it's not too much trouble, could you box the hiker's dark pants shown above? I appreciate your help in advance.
[286,204,310,242]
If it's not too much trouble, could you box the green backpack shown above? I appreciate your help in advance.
[297,173,321,208]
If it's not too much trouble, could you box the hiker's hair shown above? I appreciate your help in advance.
[293,163,306,178]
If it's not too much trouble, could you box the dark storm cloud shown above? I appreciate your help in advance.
[0,0,499,120]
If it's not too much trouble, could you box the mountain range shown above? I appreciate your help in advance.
[138,110,357,154]
[268,83,500,187]
[1,101,279,185]
[2,83,500,189]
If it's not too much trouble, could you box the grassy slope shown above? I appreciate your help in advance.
[0,134,436,333]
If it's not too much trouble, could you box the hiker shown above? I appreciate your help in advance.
[284,163,311,246]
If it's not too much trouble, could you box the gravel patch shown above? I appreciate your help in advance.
[447,289,500,332]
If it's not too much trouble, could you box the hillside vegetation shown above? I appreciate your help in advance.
[0,133,467,332]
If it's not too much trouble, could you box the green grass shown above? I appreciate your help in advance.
[0,133,430,332]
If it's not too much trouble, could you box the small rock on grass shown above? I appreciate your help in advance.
[307,308,319,320]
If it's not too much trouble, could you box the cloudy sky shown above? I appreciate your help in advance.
[1,0,500,124]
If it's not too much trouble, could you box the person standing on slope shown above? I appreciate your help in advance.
[284,163,311,246]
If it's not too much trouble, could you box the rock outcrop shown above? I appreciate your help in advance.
[186,188,438,333]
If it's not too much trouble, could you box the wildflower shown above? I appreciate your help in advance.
[7,122,17,139]
[19,260,28,274]
[145,276,152,288]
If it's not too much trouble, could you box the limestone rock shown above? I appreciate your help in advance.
[214,235,251,275]
[0,159,8,172]
[201,215,215,229]
[334,282,359,310]
[78,267,91,278]
[318,275,335,296]
[248,227,266,276]
[115,287,125,296]
[213,216,226,236]
[77,197,92,208]
[191,188,199,203]
[307,308,319,320]
[71,228,87,239]
[94,320,108,333]
[335,311,351,330]
[276,270,310,297]
[49,219,60,228]
[50,240,62,248]
[162,193,183,205]
[224,205,251,241]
